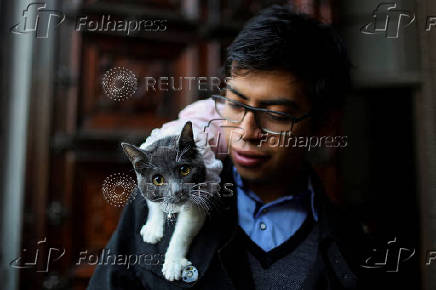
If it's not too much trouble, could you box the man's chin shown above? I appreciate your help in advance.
[233,164,269,183]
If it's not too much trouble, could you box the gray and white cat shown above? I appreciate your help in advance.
[121,121,210,281]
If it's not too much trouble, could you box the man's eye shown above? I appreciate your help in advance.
[266,112,290,121]
[226,100,243,111]
[179,165,191,176]
[229,102,241,108]
[152,174,165,186]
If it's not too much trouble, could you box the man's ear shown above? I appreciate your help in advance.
[178,121,195,150]
[121,143,147,166]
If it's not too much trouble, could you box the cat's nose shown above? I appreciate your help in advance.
[172,192,184,202]
[168,193,183,203]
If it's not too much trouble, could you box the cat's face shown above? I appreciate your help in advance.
[122,122,206,207]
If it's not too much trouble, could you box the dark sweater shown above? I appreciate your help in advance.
[88,158,370,290]
[247,220,319,290]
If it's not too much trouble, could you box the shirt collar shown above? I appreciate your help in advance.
[232,166,319,222]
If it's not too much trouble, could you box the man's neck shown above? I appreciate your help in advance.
[244,170,310,203]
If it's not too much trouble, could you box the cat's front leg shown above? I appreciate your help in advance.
[140,200,164,244]
[162,205,206,281]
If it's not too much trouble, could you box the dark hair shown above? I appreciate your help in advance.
[224,5,352,121]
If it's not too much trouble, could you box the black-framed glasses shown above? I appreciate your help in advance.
[212,94,311,134]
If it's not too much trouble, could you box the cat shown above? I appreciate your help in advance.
[121,121,211,281]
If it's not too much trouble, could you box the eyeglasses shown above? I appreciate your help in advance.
[212,94,311,134]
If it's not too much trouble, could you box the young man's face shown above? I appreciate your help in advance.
[223,70,313,184]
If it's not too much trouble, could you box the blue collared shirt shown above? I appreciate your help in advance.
[233,167,318,252]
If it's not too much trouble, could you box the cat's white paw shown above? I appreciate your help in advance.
[140,223,163,244]
[162,256,192,281]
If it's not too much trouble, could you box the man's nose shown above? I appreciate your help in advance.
[239,111,262,142]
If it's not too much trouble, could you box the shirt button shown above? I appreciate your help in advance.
[259,222,267,230]
[261,209,268,214]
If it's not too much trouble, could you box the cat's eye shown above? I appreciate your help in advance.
[152,174,165,186]
[179,165,191,176]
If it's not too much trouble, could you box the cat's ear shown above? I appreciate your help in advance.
[121,143,147,166]
[179,121,195,149]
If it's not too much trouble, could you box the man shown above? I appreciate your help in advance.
[88,5,371,290]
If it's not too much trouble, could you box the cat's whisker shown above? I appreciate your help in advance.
[191,190,215,199]
[190,191,212,202]
[189,198,209,215]
[189,195,212,213]
[190,185,213,195]
[192,191,222,213]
